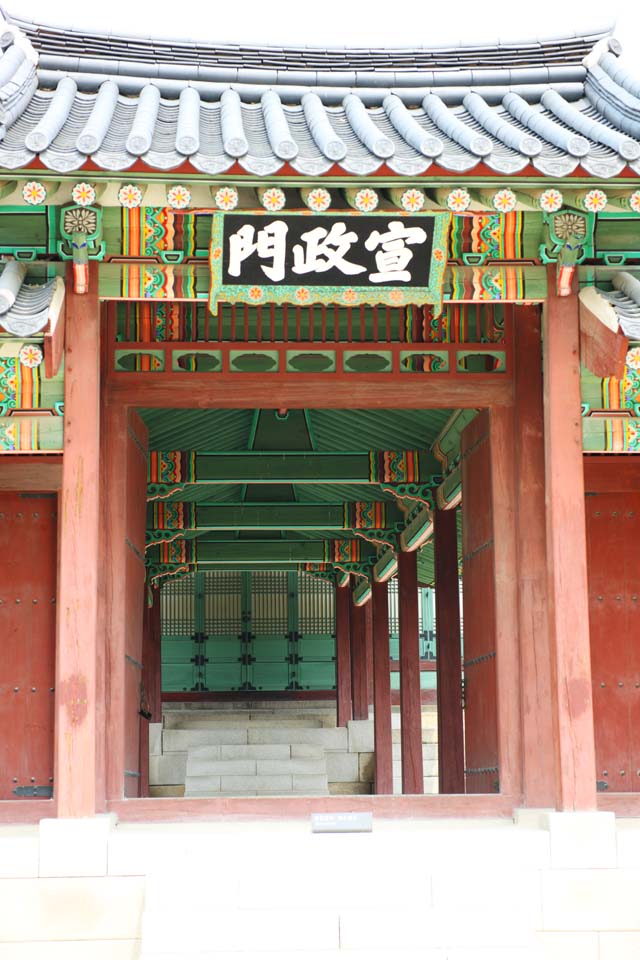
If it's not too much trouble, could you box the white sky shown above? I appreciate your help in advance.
[8,0,640,66]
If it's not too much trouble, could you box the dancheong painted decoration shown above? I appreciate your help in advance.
[3,0,640,843]
[210,213,450,311]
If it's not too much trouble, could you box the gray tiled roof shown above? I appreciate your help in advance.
[601,273,640,339]
[0,260,57,336]
[0,13,637,177]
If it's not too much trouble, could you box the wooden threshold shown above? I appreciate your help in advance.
[0,799,55,824]
[109,793,517,822]
[597,793,640,816]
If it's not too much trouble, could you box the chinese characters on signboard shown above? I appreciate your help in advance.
[209,212,450,312]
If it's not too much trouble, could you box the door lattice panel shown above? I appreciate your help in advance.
[160,571,336,692]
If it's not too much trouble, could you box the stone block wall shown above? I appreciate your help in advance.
[1,811,640,957]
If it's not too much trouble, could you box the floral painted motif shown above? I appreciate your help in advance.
[261,187,286,212]
[295,287,311,303]
[447,188,471,212]
[215,186,239,211]
[211,246,222,261]
[400,188,425,212]
[389,289,405,304]
[23,181,46,205]
[118,184,143,208]
[248,286,263,301]
[63,207,98,235]
[18,344,43,368]
[539,188,563,213]
[433,248,445,263]
[629,191,640,214]
[626,347,640,370]
[583,189,607,213]
[306,188,331,212]
[552,211,587,241]
[492,189,517,213]
[71,182,96,206]
[354,188,378,212]
[342,288,358,303]
[167,185,191,209]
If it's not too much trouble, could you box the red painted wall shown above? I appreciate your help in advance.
[587,490,640,793]
[0,492,56,799]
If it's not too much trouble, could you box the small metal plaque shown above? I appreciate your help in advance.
[311,811,373,833]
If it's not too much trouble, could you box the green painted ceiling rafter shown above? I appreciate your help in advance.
[139,406,467,589]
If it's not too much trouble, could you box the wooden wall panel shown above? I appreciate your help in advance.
[0,493,56,800]
[461,412,499,794]
[587,492,640,793]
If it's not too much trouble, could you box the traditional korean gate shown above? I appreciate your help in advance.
[0,492,56,799]
[161,571,335,693]
[586,492,640,793]
[460,412,499,793]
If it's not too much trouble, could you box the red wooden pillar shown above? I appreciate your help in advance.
[350,594,369,721]
[140,587,162,797]
[542,268,597,810]
[397,550,423,794]
[335,583,353,727]
[490,405,522,800]
[364,600,374,709]
[104,405,148,800]
[434,507,464,794]
[54,263,101,818]
[514,305,555,807]
[371,578,393,794]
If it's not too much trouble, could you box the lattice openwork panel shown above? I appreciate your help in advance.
[204,572,243,634]
[251,571,289,633]
[298,574,335,635]
[388,580,437,660]
[160,574,195,634]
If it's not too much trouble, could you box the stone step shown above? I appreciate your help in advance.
[184,772,329,796]
[164,725,347,752]
[164,713,329,730]
[186,757,327,778]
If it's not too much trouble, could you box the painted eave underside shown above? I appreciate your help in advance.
[0,13,639,178]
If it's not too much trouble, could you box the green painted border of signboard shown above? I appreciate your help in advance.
[209,211,451,314]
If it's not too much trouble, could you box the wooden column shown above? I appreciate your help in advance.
[434,507,464,794]
[514,305,555,807]
[397,550,423,794]
[350,595,369,721]
[371,579,393,794]
[335,583,353,727]
[104,403,127,801]
[140,587,162,797]
[543,268,597,810]
[364,599,374,709]
[490,405,522,801]
[54,263,101,818]
[104,406,149,800]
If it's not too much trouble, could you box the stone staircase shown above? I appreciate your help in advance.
[185,741,330,796]
[149,700,439,797]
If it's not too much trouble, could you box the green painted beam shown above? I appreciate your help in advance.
[147,500,403,537]
[156,540,375,563]
[148,450,437,495]
[582,416,640,452]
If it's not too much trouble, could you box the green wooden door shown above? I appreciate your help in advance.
[247,571,291,691]
[203,571,245,691]
[160,570,337,692]
[296,573,336,691]
[160,574,199,692]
